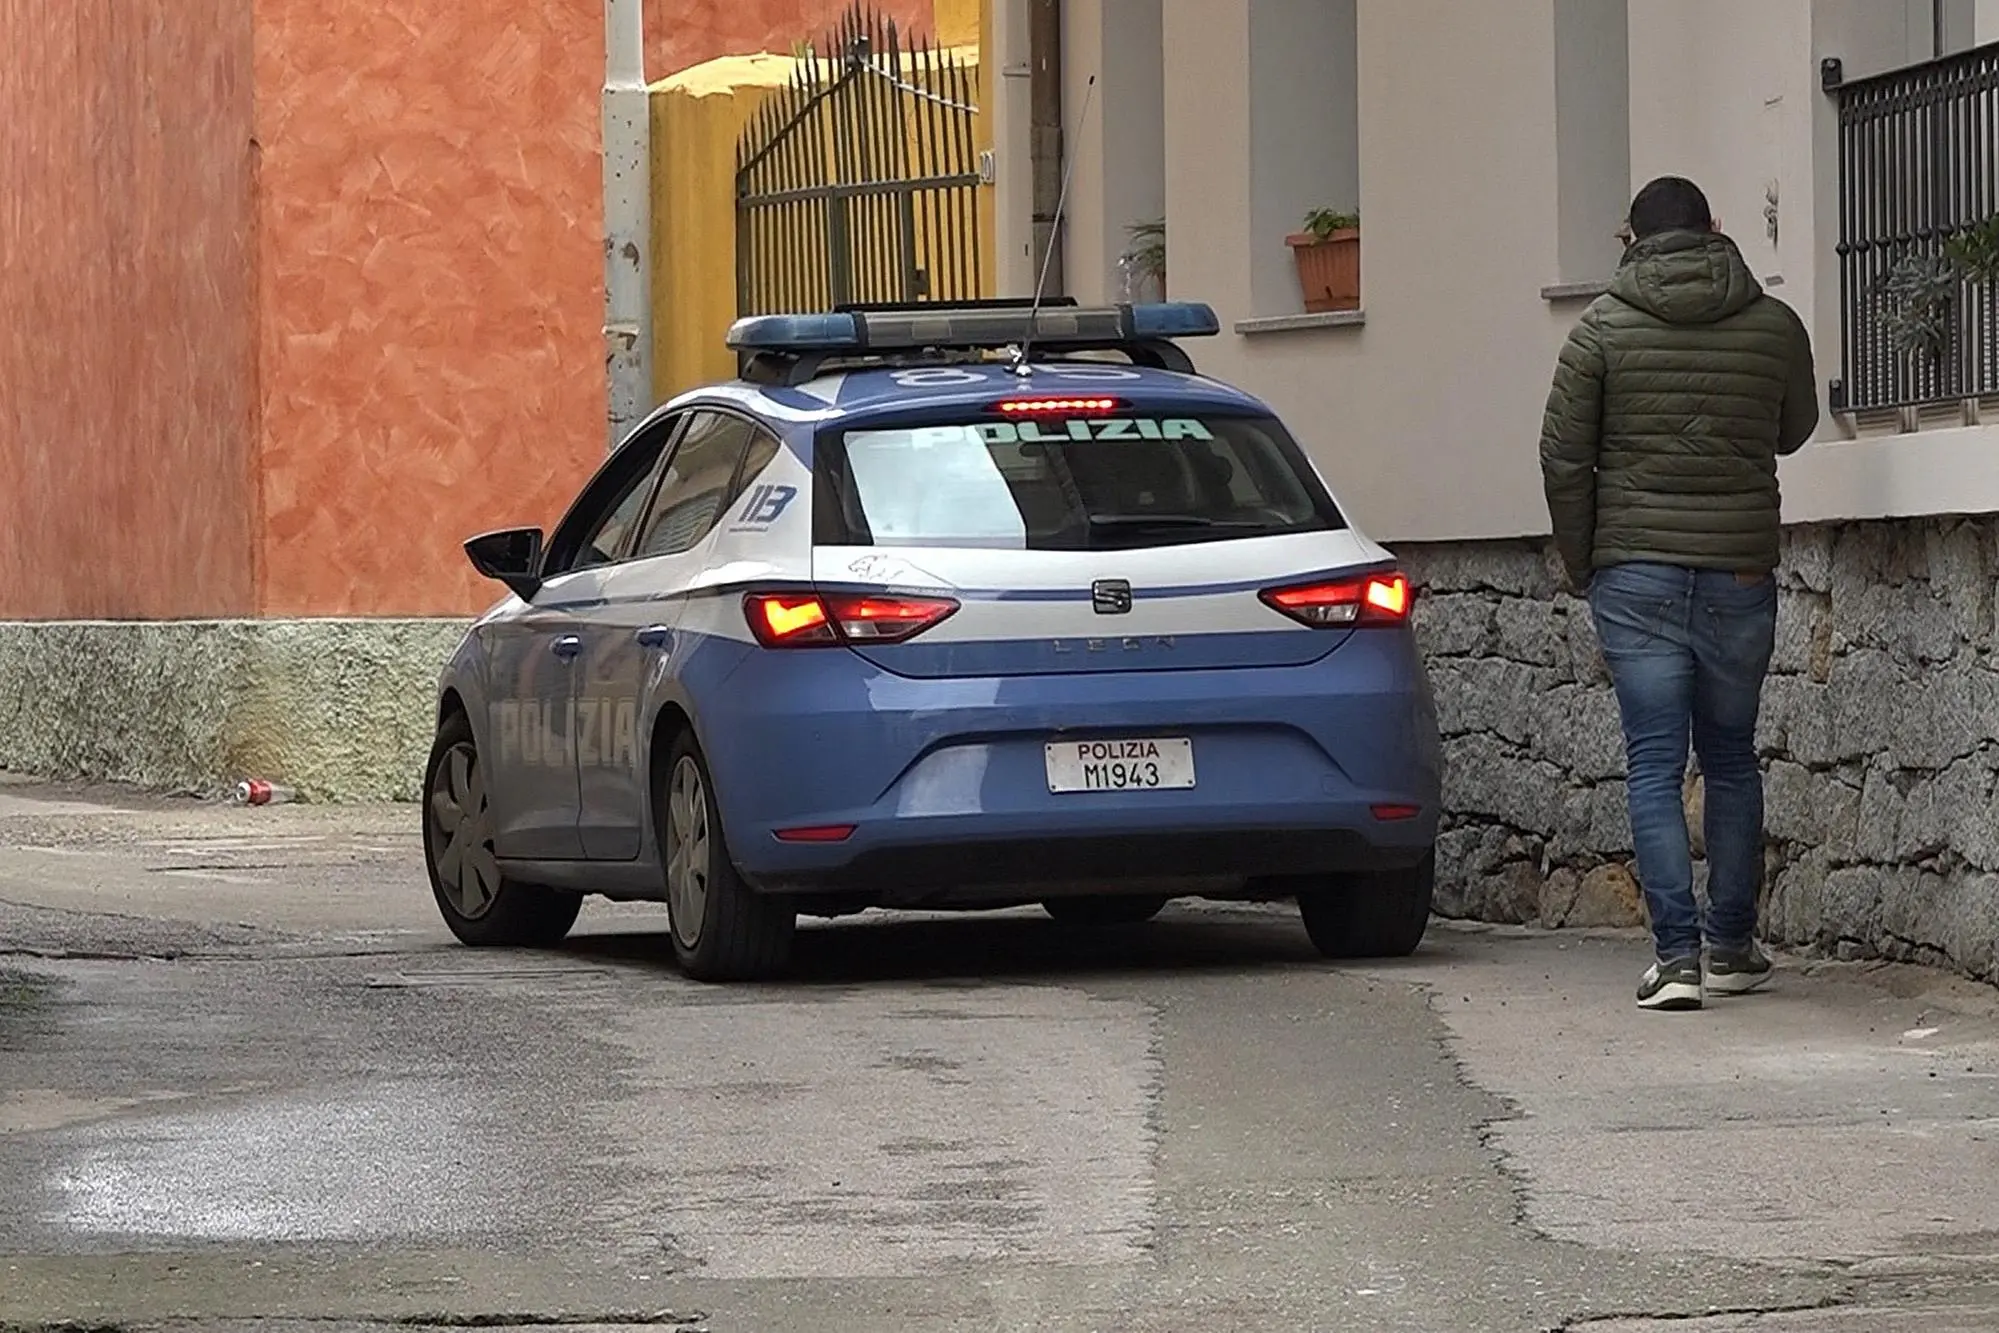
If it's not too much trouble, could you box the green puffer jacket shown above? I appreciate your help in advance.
[1538,229,1819,590]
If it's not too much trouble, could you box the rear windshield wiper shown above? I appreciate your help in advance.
[1087,515,1268,530]
[1085,515,1282,538]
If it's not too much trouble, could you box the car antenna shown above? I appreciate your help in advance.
[1011,72,1098,379]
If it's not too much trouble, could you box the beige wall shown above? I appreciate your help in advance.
[1004,0,1999,545]
[1627,0,1808,299]
[1155,0,1574,543]
[1060,0,1165,306]
[1158,1,1256,305]
[1246,0,1358,317]
[1553,0,1629,286]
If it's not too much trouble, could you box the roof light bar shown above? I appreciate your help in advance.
[1128,303,1223,338]
[725,312,863,352]
[724,301,1221,356]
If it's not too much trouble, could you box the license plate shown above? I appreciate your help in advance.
[1044,738,1195,793]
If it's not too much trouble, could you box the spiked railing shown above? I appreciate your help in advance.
[735,3,985,318]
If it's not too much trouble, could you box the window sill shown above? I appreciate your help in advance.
[1234,309,1366,336]
[1541,279,1611,303]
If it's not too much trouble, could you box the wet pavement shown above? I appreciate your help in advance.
[4,780,1999,1330]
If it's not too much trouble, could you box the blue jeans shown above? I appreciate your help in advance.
[1587,562,1777,961]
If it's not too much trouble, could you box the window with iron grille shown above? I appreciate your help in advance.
[1829,39,1999,413]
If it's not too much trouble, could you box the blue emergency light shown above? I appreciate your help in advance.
[1128,302,1225,338]
[725,300,1222,355]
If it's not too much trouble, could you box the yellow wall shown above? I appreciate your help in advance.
[648,54,793,399]
[648,5,994,401]
[935,0,980,46]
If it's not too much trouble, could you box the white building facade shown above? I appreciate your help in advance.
[989,0,1999,981]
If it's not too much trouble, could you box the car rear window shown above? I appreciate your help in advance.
[813,412,1344,549]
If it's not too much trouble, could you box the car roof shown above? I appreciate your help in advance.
[657,361,1276,435]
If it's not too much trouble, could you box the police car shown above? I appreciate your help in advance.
[425,299,1442,981]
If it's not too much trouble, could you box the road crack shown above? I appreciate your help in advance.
[1555,1298,1849,1329]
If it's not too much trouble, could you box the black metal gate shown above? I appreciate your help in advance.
[735,5,985,317]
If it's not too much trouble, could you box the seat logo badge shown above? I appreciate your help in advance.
[1092,579,1133,615]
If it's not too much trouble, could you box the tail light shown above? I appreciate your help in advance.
[1260,571,1412,628]
[744,591,960,648]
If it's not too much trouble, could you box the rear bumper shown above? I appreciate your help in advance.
[748,821,1428,899]
[690,627,1442,901]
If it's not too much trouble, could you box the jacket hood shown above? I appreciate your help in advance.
[1609,230,1762,324]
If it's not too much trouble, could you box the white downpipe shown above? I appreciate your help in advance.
[989,0,1039,297]
[603,0,654,452]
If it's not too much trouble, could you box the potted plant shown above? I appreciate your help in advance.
[1873,251,1959,368]
[1945,214,1999,287]
[1120,217,1166,303]
[1287,207,1360,313]
[1869,216,1999,371]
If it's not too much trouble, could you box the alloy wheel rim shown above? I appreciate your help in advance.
[666,756,710,949]
[430,741,501,919]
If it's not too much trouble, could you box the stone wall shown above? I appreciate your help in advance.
[7,519,1999,989]
[1396,517,1999,985]
[0,620,466,801]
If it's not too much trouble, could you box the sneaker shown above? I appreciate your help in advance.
[1705,941,1774,995]
[1637,954,1704,1011]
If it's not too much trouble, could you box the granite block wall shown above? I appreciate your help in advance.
[1400,517,1999,983]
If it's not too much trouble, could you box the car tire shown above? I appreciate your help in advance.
[660,734,795,983]
[1296,852,1435,959]
[424,711,583,948]
[1042,894,1170,926]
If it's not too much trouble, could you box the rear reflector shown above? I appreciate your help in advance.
[775,824,857,843]
[745,591,960,648]
[1370,803,1423,822]
[1260,572,1412,628]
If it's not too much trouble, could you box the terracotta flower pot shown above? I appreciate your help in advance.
[1286,227,1360,313]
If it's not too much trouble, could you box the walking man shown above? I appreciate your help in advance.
[1538,176,1820,1012]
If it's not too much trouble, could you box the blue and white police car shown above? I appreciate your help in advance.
[425,299,1442,981]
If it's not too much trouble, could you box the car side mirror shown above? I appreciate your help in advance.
[464,527,544,600]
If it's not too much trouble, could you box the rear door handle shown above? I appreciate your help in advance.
[635,625,672,649]
[551,634,582,659]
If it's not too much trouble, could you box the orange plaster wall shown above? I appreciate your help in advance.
[0,0,258,620]
[252,1,609,617]
[0,0,948,623]
[251,0,935,619]
[645,0,937,77]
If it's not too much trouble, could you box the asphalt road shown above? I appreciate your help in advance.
[4,778,1999,1332]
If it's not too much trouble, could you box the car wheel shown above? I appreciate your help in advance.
[1042,894,1170,926]
[424,712,582,948]
[1296,853,1435,959]
[660,734,795,982]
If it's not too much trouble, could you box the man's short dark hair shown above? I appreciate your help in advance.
[1627,176,1713,240]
